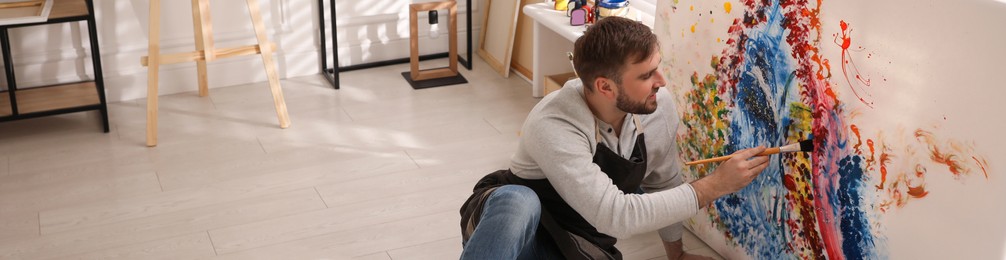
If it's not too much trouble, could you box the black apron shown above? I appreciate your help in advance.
[461,115,648,260]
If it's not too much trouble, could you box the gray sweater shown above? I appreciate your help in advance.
[510,79,699,240]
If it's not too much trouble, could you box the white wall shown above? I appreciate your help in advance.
[0,0,481,102]
[633,0,658,17]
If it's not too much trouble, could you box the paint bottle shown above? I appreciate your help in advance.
[571,8,587,25]
[555,0,570,11]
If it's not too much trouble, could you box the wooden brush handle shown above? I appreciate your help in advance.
[684,147,780,165]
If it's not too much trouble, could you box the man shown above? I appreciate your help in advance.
[459,17,769,260]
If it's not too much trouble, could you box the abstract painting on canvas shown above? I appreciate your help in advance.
[655,0,1006,258]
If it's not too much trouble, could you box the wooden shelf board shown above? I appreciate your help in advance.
[0,92,10,116]
[0,81,100,114]
[48,0,87,20]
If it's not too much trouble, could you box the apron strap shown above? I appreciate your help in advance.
[594,120,602,142]
[631,114,642,136]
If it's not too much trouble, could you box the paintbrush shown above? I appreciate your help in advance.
[684,140,814,165]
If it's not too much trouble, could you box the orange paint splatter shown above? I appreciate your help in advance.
[875,151,890,190]
[691,23,697,33]
[866,139,875,161]
[906,185,928,198]
[822,59,831,78]
[823,87,837,101]
[850,124,862,153]
[690,5,694,11]
[724,2,732,13]
[880,164,928,211]
[717,38,722,43]
[973,156,989,179]
[915,129,966,177]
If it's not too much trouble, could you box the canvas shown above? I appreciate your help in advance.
[655,0,1006,258]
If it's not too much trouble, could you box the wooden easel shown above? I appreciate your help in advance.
[141,0,290,147]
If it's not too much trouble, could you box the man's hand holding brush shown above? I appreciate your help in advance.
[689,146,771,207]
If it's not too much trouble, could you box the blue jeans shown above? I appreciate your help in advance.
[460,185,564,260]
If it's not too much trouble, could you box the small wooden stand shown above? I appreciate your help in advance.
[408,1,459,81]
[141,0,290,147]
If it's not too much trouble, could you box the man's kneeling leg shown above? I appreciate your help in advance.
[461,185,541,259]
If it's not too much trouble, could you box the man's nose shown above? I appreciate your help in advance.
[654,70,667,88]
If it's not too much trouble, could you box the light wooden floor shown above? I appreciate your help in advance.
[0,58,723,260]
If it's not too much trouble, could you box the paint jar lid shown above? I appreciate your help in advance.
[598,0,628,9]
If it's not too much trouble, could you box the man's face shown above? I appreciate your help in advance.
[613,49,666,114]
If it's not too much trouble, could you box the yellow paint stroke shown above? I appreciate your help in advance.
[711,18,715,23]
[691,23,697,33]
[678,72,730,180]
[717,38,722,43]
[781,101,816,257]
[690,5,694,11]
[724,2,732,13]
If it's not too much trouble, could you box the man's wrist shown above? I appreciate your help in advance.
[690,177,721,207]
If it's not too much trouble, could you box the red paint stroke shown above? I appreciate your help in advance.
[875,151,890,190]
[834,20,874,108]
[780,1,842,258]
[973,156,989,179]
[850,124,862,154]
[906,185,928,198]
[783,174,798,191]
[915,129,966,177]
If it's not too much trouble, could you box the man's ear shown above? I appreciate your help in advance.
[593,77,616,99]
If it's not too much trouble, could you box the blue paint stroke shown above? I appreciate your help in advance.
[838,155,877,259]
[715,0,796,258]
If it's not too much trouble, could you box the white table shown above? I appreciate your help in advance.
[523,2,653,97]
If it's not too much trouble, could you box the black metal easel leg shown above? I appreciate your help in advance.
[318,0,339,89]
[461,0,472,70]
[86,0,110,132]
[1,29,20,116]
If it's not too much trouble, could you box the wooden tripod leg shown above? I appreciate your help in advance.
[146,0,162,147]
[245,0,290,128]
[192,0,214,97]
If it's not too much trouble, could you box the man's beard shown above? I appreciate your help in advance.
[615,85,657,114]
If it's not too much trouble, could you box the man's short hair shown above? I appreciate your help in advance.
[573,16,657,91]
